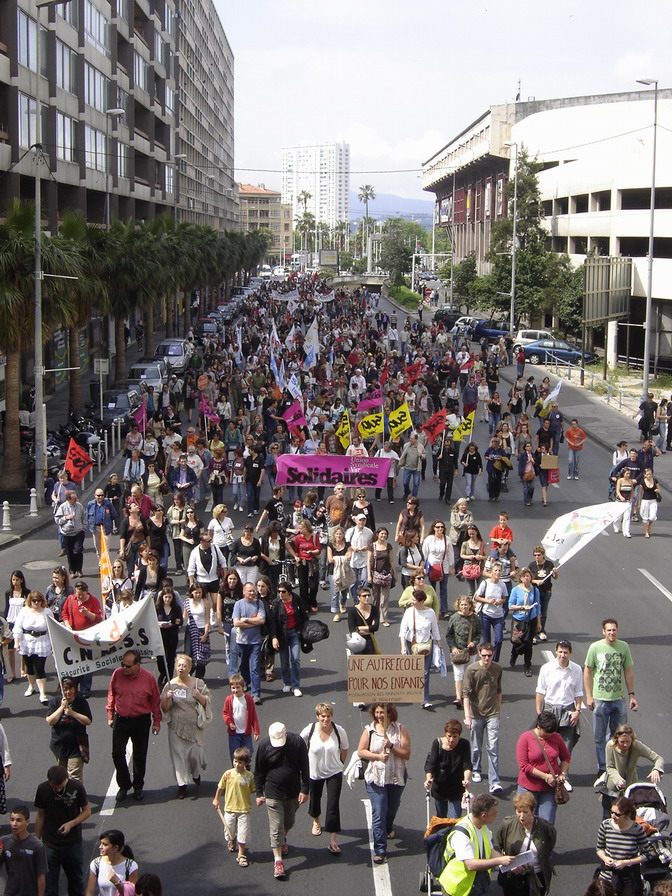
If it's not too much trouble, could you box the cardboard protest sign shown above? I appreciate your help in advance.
[347,654,425,703]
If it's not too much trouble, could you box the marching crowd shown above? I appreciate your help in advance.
[0,277,670,895]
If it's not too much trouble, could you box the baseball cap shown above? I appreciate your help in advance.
[354,513,367,521]
[269,722,287,747]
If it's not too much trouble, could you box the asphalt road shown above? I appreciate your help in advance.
[1,386,671,894]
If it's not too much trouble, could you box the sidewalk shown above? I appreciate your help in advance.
[0,322,171,550]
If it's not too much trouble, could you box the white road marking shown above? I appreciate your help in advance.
[639,568,672,604]
[100,744,133,816]
[362,798,393,896]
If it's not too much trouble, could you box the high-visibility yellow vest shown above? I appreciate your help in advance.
[438,817,492,896]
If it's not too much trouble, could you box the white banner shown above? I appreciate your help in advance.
[541,501,629,567]
[46,596,164,680]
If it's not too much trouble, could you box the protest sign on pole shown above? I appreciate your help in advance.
[388,402,412,439]
[347,654,425,703]
[451,411,475,442]
[46,596,164,681]
[357,411,384,438]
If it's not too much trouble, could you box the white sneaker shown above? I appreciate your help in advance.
[567,475,572,480]
[471,771,482,783]
[282,685,291,693]
[24,687,35,697]
[293,688,303,697]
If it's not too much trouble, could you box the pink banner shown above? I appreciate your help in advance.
[357,389,383,411]
[282,401,307,428]
[276,454,391,488]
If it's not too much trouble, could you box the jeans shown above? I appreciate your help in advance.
[246,481,261,514]
[434,797,463,819]
[480,615,504,662]
[464,473,477,499]
[350,565,368,603]
[402,469,421,497]
[366,782,405,857]
[656,422,667,451]
[538,589,552,633]
[278,629,301,689]
[593,698,627,772]
[488,411,501,436]
[64,530,85,574]
[517,785,558,825]
[522,477,535,504]
[330,577,349,613]
[228,731,253,764]
[405,639,432,702]
[238,640,262,697]
[224,623,240,677]
[567,449,581,478]
[469,716,500,788]
[44,841,85,896]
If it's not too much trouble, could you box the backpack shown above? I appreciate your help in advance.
[425,821,468,879]
[305,721,342,750]
[93,857,134,880]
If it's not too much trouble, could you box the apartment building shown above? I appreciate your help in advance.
[238,182,292,264]
[281,141,349,230]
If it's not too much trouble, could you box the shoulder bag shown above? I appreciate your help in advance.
[411,608,432,656]
[451,617,474,665]
[533,731,570,805]
[426,538,447,583]
[511,588,533,644]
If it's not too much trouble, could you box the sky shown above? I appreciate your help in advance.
[214,0,672,212]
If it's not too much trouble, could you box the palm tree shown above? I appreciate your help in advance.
[333,220,349,251]
[0,200,80,487]
[358,184,376,259]
[297,190,312,214]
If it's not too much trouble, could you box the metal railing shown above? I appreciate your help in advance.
[544,353,641,411]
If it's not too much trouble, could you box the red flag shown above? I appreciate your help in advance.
[380,360,389,388]
[422,409,448,445]
[64,438,93,484]
[405,362,422,384]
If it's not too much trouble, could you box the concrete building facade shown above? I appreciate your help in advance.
[422,89,672,363]
[238,182,292,264]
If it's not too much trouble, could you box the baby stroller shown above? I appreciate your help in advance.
[626,782,672,885]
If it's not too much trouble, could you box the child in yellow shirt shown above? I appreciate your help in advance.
[213,747,255,867]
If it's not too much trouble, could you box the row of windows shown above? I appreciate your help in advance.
[84,0,109,56]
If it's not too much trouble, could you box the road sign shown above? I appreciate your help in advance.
[94,358,109,375]
[197,374,209,390]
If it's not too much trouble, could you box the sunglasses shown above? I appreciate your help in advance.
[611,810,624,818]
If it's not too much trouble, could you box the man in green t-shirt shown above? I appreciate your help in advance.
[583,618,638,774]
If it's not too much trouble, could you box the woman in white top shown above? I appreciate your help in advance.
[85,829,138,896]
[13,590,52,704]
[207,504,235,564]
[300,702,349,854]
[422,521,455,619]
[399,590,441,709]
[473,561,508,662]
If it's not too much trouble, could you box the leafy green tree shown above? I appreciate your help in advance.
[380,228,413,286]
[452,251,478,309]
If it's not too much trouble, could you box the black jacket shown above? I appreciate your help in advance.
[268,595,308,647]
[253,732,310,800]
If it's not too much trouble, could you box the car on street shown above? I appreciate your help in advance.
[154,338,192,375]
[513,329,554,351]
[433,308,462,327]
[523,338,597,365]
[194,317,219,344]
[127,358,169,391]
[88,382,144,433]
[473,318,512,340]
[453,315,480,335]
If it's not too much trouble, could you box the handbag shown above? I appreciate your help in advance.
[522,470,535,482]
[76,732,90,764]
[426,538,447,583]
[451,617,474,665]
[533,731,570,805]
[411,609,432,656]
[511,620,528,643]
[462,554,482,580]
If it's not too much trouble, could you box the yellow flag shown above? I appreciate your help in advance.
[452,411,475,442]
[99,529,113,618]
[388,402,412,439]
[335,410,351,449]
[358,411,384,437]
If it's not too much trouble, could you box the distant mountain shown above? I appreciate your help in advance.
[349,190,434,225]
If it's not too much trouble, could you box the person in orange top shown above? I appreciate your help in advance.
[565,418,587,480]
[489,512,514,555]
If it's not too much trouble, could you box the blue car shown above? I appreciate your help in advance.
[523,339,596,365]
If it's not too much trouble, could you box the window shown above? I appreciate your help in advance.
[134,53,149,92]
[165,165,174,193]
[84,0,110,56]
[84,63,107,112]
[59,2,79,28]
[56,41,77,93]
[84,125,106,172]
[18,12,46,75]
[18,93,36,148]
[117,144,129,179]
[165,85,175,115]
[56,112,76,162]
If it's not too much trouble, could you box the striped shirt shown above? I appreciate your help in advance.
[597,819,647,877]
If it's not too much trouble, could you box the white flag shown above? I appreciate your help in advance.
[542,379,562,409]
[285,325,297,350]
[287,373,302,400]
[541,502,630,568]
[270,321,282,352]
[305,317,320,359]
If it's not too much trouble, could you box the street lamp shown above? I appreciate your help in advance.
[33,0,71,507]
[636,78,658,398]
[503,140,518,336]
[104,108,125,230]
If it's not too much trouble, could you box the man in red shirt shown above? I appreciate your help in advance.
[61,580,102,698]
[565,417,587,480]
[106,649,162,802]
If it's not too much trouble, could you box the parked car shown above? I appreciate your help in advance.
[473,319,512,340]
[154,338,192,375]
[127,358,169,392]
[433,309,462,327]
[231,286,254,298]
[88,382,144,434]
[248,277,265,289]
[523,338,597,365]
[453,315,480,335]
[194,317,219,345]
[513,329,554,351]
